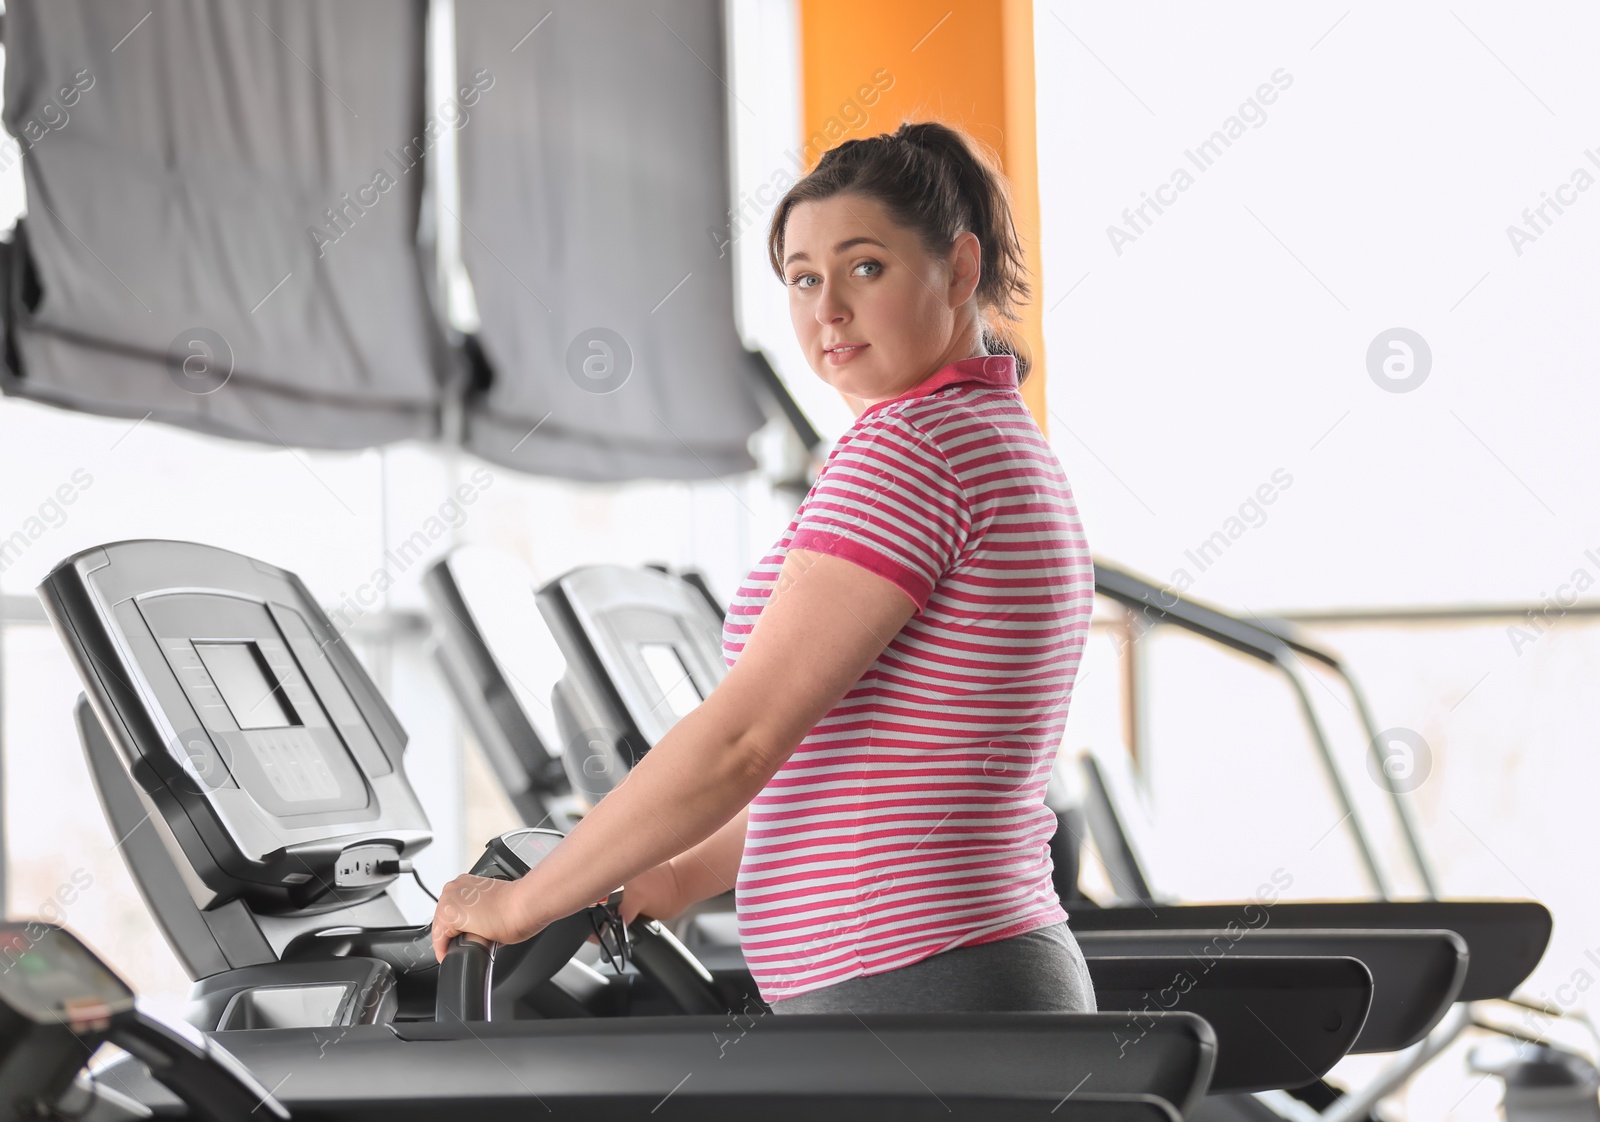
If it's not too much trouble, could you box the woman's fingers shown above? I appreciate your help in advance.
[430,873,493,962]
[429,872,551,960]
[430,880,471,962]
[430,908,458,963]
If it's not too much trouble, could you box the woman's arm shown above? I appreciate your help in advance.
[668,803,749,910]
[607,806,747,928]
[429,548,917,959]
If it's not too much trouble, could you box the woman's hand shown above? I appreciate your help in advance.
[430,873,548,964]
[586,860,684,944]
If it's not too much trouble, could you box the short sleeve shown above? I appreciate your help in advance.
[787,415,969,612]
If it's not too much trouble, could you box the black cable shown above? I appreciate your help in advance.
[377,858,439,902]
[409,867,438,902]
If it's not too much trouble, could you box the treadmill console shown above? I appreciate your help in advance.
[0,925,135,1031]
[0,922,288,1122]
[423,547,581,830]
[143,595,374,816]
[38,540,431,913]
[536,565,726,803]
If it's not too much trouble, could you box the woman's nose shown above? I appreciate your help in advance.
[815,284,850,324]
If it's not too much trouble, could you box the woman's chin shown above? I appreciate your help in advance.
[816,367,872,398]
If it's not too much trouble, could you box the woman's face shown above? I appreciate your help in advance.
[781,192,982,408]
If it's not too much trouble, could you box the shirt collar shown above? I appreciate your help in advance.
[856,354,1018,420]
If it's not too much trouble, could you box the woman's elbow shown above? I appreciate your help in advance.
[726,725,794,793]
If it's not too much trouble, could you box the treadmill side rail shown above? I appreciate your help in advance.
[1070,900,1550,1001]
[1077,927,1467,1053]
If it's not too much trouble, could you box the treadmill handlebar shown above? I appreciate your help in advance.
[111,1004,290,1121]
[1093,561,1291,665]
[436,935,492,1024]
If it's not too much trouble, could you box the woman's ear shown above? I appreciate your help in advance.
[947,231,983,308]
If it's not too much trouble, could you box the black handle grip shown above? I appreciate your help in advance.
[627,917,731,1015]
[435,933,492,1023]
[111,1010,289,1121]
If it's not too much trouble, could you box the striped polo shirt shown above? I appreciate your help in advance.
[723,352,1095,1003]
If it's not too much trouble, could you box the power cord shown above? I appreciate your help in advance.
[410,868,438,903]
[377,859,438,902]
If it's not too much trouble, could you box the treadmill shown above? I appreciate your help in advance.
[35,537,1294,1120]
[421,544,588,832]
[425,550,1465,1101]
[420,547,1556,1121]
[422,546,729,826]
[1074,564,1565,1121]
[424,549,743,935]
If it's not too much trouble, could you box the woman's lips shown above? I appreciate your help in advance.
[825,344,868,366]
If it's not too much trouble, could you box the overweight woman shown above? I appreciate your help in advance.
[431,119,1098,1015]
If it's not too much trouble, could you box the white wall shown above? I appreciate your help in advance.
[1037,10,1600,1117]
[1035,2,1600,611]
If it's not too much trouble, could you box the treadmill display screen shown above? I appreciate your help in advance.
[638,643,701,719]
[195,642,299,729]
[0,925,133,1028]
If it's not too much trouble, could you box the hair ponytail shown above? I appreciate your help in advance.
[980,321,1031,380]
[767,119,1035,384]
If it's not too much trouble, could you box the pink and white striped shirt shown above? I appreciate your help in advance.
[724,353,1095,1003]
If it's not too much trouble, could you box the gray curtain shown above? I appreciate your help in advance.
[0,0,447,447]
[453,0,765,481]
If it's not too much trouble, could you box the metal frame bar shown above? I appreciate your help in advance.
[1272,603,1600,624]
[1320,1004,1475,1122]
[1251,619,1439,899]
[1082,560,1581,903]
[1253,602,1594,901]
[1092,561,1392,898]
[1277,657,1390,897]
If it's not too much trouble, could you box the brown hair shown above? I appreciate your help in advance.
[766,119,1034,384]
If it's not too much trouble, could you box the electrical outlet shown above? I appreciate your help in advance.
[334,843,401,887]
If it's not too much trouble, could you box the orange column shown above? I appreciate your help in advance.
[796,0,1048,434]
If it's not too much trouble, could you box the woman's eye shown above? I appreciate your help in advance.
[791,274,818,289]
[854,260,881,277]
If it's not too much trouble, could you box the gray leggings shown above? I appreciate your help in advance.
[766,921,1098,1015]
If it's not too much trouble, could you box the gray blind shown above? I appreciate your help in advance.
[0,0,447,447]
[453,0,764,481]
